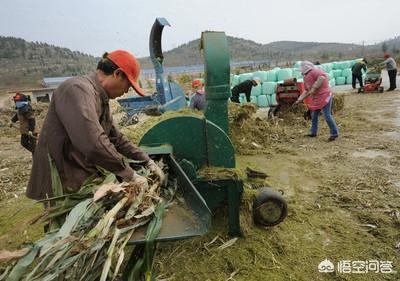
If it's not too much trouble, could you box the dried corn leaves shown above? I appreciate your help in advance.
[1,161,172,281]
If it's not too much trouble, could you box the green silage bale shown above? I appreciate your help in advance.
[346,76,352,84]
[257,95,268,107]
[341,61,351,69]
[333,69,342,78]
[329,78,336,88]
[323,63,333,72]
[270,93,278,106]
[276,68,293,81]
[231,75,240,87]
[239,73,253,83]
[262,82,277,95]
[332,62,340,69]
[239,93,246,104]
[253,71,268,82]
[266,70,277,82]
[294,61,302,68]
[251,84,262,96]
[335,76,346,85]
[342,68,352,77]
[292,68,302,79]
[250,96,258,104]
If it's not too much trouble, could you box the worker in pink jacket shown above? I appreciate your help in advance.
[295,61,339,141]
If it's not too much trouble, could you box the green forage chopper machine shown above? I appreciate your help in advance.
[128,31,287,247]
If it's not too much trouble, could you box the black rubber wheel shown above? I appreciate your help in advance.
[253,187,287,227]
[379,87,384,93]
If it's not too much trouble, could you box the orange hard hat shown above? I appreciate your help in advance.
[192,79,203,88]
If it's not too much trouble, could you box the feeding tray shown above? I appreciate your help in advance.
[128,153,211,244]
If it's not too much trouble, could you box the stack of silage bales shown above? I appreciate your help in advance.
[229,58,364,108]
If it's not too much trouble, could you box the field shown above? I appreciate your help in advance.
[0,84,399,280]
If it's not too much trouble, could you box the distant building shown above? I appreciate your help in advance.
[7,76,72,103]
[31,87,56,103]
[42,76,72,88]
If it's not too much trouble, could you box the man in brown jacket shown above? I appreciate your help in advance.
[27,50,164,200]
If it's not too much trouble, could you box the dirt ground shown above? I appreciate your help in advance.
[0,88,399,280]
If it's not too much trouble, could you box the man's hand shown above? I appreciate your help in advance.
[129,173,149,190]
[147,160,167,186]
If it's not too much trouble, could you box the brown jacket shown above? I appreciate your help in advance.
[27,73,150,200]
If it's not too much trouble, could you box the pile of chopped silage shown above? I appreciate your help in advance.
[120,103,311,156]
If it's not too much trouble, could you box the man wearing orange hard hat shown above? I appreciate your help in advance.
[27,50,165,201]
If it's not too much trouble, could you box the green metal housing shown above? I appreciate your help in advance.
[139,31,243,236]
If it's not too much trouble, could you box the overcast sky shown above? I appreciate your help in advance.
[1,0,399,58]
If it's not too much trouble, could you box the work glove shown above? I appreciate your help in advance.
[129,173,149,190]
[147,159,167,186]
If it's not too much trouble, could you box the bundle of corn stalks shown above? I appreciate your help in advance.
[0,159,173,281]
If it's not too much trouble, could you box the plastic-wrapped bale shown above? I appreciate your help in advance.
[294,61,302,68]
[276,68,293,81]
[257,95,268,107]
[231,75,240,87]
[239,93,246,104]
[251,84,262,96]
[266,70,277,82]
[329,78,336,88]
[342,68,352,77]
[333,69,342,78]
[345,76,352,84]
[335,76,346,85]
[322,63,333,72]
[340,61,351,70]
[239,72,253,83]
[332,62,340,70]
[292,68,302,79]
[262,82,277,95]
[326,71,334,80]
[250,96,258,104]
[270,93,278,106]
[253,71,268,82]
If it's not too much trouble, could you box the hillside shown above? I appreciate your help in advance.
[0,36,98,89]
[1,35,399,89]
[139,35,400,68]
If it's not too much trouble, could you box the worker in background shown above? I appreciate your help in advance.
[380,53,397,91]
[189,79,206,111]
[294,61,339,141]
[27,50,165,201]
[351,58,367,93]
[10,92,38,154]
[230,78,260,103]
